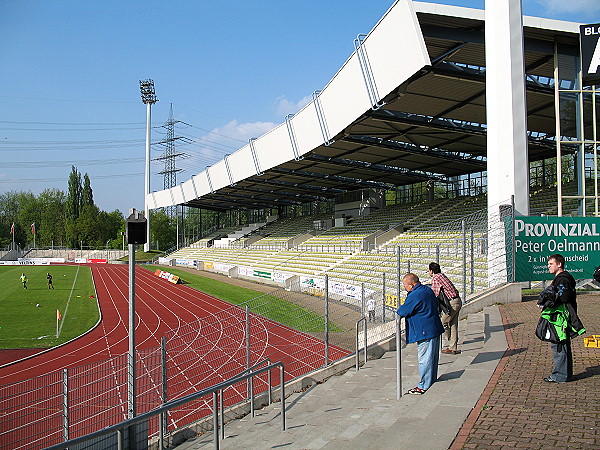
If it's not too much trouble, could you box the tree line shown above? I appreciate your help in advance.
[1,167,125,249]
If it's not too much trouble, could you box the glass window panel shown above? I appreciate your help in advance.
[596,93,600,135]
[559,92,579,139]
[556,44,580,90]
[583,93,594,141]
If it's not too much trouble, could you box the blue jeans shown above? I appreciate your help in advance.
[550,339,572,382]
[417,335,441,390]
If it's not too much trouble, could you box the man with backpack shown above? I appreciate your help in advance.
[541,254,578,383]
[429,262,462,355]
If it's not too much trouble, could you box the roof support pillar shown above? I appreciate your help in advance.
[485,0,529,286]
[485,0,529,214]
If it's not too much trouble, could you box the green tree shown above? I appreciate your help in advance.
[96,209,124,248]
[150,209,176,251]
[66,166,83,247]
[66,166,82,220]
[103,210,126,249]
[38,189,67,246]
[0,191,20,247]
[16,191,39,247]
[77,204,102,247]
[82,173,93,207]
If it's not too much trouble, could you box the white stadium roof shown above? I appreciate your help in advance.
[147,0,581,212]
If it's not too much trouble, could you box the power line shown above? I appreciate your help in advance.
[0,120,145,126]
[0,173,144,183]
[0,95,136,104]
[0,126,147,131]
[0,142,145,152]
[179,121,248,144]
[2,157,144,168]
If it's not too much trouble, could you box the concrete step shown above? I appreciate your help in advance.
[173,307,506,450]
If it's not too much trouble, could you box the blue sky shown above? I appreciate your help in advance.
[0,0,598,214]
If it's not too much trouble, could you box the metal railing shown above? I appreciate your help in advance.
[45,361,285,450]
[355,317,367,371]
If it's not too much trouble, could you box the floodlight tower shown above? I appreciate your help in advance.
[139,79,158,252]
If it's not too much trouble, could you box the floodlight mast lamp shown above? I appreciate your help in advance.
[140,79,158,252]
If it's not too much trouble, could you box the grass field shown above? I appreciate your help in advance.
[0,265,99,349]
[0,263,340,350]
[143,265,341,332]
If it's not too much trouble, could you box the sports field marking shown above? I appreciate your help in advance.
[57,264,81,338]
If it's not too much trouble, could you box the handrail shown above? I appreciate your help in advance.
[45,361,286,450]
[355,317,367,371]
[241,358,273,411]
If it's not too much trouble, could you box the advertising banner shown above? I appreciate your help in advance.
[385,293,399,309]
[74,258,107,264]
[272,271,294,283]
[0,260,50,265]
[252,270,272,280]
[580,23,600,86]
[514,216,600,281]
[299,276,374,299]
[300,276,325,290]
[238,266,253,277]
[214,262,234,272]
[14,258,64,265]
[154,269,180,284]
[176,258,197,268]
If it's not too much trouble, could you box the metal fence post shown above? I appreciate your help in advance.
[325,274,330,366]
[62,368,69,442]
[128,242,136,420]
[246,306,250,398]
[361,283,365,319]
[470,228,475,293]
[280,365,286,431]
[363,316,368,364]
[396,246,401,307]
[511,195,516,282]
[250,375,255,417]
[436,244,440,264]
[220,389,225,440]
[462,220,467,301]
[118,428,124,450]
[160,336,167,447]
[396,317,402,399]
[382,272,386,322]
[213,391,219,450]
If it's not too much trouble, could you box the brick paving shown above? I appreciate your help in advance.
[453,293,600,449]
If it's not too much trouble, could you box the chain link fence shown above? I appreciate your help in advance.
[0,200,515,449]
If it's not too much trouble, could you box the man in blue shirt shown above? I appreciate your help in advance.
[397,273,445,395]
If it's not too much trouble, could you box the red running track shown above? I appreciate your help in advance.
[0,264,349,449]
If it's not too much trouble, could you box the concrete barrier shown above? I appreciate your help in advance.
[459,282,521,318]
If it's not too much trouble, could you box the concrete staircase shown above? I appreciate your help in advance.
[173,306,507,449]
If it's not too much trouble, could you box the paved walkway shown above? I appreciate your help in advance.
[170,293,600,449]
[455,293,600,449]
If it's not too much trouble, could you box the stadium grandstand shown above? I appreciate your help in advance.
[2,1,598,449]
[155,0,594,305]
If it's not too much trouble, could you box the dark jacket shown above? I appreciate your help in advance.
[537,270,584,340]
[537,271,577,311]
[552,271,577,312]
[397,282,444,344]
[539,304,585,341]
